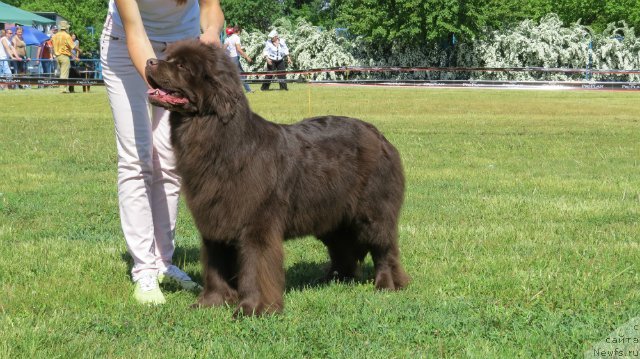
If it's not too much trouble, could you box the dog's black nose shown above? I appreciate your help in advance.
[147,58,159,67]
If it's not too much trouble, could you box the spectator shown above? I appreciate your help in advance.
[70,32,81,63]
[261,29,292,91]
[51,21,74,93]
[100,0,224,305]
[0,28,20,89]
[224,25,253,93]
[36,30,55,77]
[11,26,30,76]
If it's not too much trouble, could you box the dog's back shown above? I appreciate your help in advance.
[276,115,404,239]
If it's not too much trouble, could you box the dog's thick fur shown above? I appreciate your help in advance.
[146,40,409,316]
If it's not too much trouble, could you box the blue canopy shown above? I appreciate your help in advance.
[11,25,50,46]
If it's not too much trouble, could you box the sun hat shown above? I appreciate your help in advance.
[59,21,69,31]
[268,29,278,38]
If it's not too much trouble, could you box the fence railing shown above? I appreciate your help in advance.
[0,58,102,79]
[2,59,640,91]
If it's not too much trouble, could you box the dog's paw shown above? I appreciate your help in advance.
[374,271,396,290]
[192,289,239,309]
[232,299,283,318]
[374,269,409,291]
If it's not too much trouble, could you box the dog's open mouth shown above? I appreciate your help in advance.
[147,88,189,106]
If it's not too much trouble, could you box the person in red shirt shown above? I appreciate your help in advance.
[36,29,55,77]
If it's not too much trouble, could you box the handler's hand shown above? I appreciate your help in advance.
[200,28,221,48]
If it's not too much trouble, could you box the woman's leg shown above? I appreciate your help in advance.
[101,31,178,282]
[150,104,181,272]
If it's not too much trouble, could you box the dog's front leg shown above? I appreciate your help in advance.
[192,240,239,308]
[233,229,285,317]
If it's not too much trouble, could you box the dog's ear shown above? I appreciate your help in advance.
[212,92,238,123]
[200,45,245,123]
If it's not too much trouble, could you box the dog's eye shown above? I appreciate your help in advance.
[176,63,185,70]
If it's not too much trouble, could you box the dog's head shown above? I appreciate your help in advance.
[146,39,244,118]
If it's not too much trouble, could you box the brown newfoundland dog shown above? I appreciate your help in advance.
[145,39,408,316]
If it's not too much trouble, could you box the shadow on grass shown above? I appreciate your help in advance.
[284,261,375,292]
[120,246,375,292]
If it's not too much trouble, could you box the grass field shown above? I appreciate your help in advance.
[1,85,639,357]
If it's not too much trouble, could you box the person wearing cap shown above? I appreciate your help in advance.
[224,25,253,93]
[51,21,75,93]
[100,0,224,305]
[261,29,292,91]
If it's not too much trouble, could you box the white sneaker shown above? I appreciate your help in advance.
[133,274,166,305]
[158,265,203,292]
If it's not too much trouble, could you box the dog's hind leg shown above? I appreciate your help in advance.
[193,240,239,308]
[319,226,367,282]
[358,220,409,291]
[234,226,285,317]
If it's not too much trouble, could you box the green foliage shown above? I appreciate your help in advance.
[283,0,336,29]
[5,0,640,73]
[1,87,640,357]
[330,0,640,53]
[220,0,283,31]
[6,0,108,54]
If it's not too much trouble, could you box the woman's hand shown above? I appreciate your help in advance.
[199,0,224,48]
[199,28,221,47]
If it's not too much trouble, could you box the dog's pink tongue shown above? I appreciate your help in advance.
[147,88,189,105]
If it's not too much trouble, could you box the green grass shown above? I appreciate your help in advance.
[1,85,639,357]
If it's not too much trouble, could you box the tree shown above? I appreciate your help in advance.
[5,0,108,54]
[331,0,640,54]
[220,0,283,31]
[282,0,336,29]
[332,0,505,51]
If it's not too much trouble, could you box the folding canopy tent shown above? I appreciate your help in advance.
[0,1,55,25]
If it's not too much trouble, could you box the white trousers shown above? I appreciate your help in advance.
[100,24,180,282]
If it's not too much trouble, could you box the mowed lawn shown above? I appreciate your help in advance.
[1,85,638,357]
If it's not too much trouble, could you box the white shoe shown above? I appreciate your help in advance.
[133,274,165,305]
[158,265,203,292]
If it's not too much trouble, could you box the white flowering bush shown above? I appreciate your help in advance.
[592,22,640,80]
[240,18,356,80]
[238,15,640,82]
[451,14,640,81]
[456,14,594,80]
[455,14,640,81]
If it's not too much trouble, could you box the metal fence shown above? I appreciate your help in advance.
[2,58,640,91]
[0,58,102,79]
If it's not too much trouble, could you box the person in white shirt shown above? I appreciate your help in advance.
[224,25,253,93]
[261,29,292,91]
[100,0,224,305]
[0,29,20,89]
